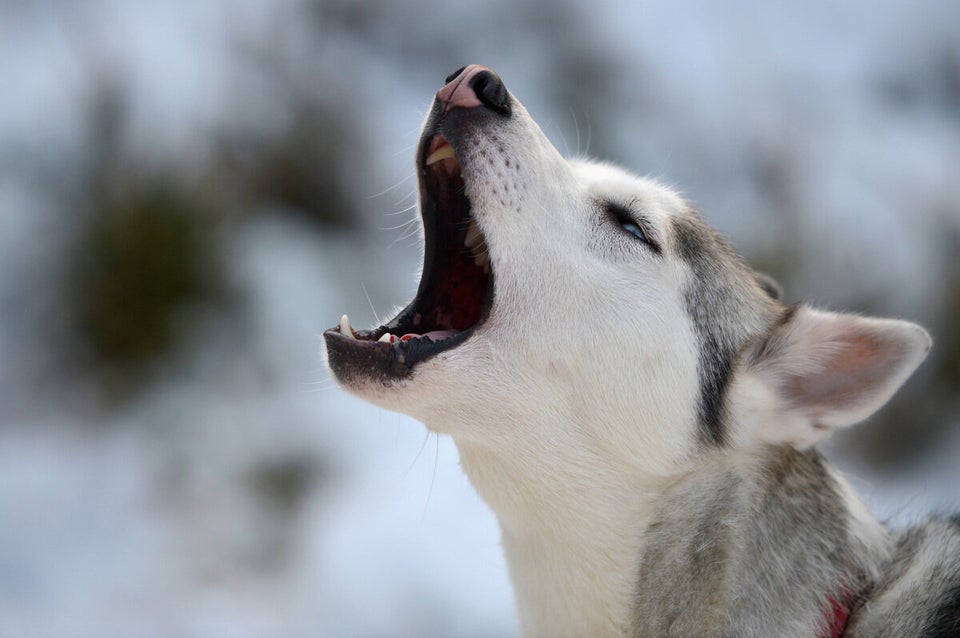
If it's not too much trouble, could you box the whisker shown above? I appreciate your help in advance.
[584,115,592,156]
[360,280,383,327]
[570,107,581,156]
[421,432,441,521]
[367,173,415,200]
[298,376,338,393]
[383,201,418,218]
[394,189,418,207]
[402,429,433,479]
[391,139,420,159]
[379,215,420,232]
[390,222,424,248]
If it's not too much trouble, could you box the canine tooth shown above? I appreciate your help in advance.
[378,332,394,343]
[464,221,483,248]
[340,314,355,339]
[425,144,456,166]
[473,251,489,267]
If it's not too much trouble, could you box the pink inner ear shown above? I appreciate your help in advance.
[749,306,930,437]
[783,327,906,414]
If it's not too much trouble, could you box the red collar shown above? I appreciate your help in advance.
[819,594,853,638]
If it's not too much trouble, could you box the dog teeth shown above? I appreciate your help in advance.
[426,144,456,166]
[378,332,395,343]
[465,220,490,269]
[464,221,483,248]
[340,314,355,339]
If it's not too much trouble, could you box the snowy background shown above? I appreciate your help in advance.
[1,1,959,636]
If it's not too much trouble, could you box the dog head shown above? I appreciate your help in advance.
[325,65,931,475]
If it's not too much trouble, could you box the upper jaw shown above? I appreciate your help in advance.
[324,108,496,387]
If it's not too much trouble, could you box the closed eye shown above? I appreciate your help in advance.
[604,201,661,254]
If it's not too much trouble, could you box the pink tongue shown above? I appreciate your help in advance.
[401,330,459,342]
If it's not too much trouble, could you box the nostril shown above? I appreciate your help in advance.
[436,65,511,115]
[470,70,510,115]
[444,66,467,84]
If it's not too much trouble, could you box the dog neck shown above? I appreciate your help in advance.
[455,427,672,637]
[452,417,890,638]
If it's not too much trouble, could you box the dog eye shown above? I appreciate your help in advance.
[606,202,652,244]
[619,219,648,243]
[603,201,661,255]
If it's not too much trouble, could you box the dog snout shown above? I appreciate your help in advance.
[437,64,511,115]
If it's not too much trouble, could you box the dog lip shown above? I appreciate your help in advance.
[323,318,483,383]
[324,326,413,383]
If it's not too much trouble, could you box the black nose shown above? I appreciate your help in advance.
[470,70,510,115]
[439,65,511,116]
[445,66,467,84]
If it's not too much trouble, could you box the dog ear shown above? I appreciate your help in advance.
[730,305,931,449]
[754,272,783,301]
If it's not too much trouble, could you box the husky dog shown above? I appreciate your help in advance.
[325,65,960,637]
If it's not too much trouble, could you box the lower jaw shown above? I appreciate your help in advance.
[324,317,481,386]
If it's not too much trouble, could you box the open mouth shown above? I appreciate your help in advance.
[324,134,494,380]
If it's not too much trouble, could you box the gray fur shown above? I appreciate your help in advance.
[847,519,960,637]
[669,212,779,446]
[632,447,879,637]
[656,212,959,636]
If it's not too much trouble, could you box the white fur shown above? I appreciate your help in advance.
[349,109,713,632]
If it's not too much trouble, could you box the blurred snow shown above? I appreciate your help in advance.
[0,217,512,637]
[1,1,958,636]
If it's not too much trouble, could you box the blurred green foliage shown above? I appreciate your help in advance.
[216,102,362,229]
[61,55,368,402]
[70,179,223,388]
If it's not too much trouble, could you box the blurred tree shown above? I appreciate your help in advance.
[72,181,222,372]
[215,100,363,229]
[65,75,228,403]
